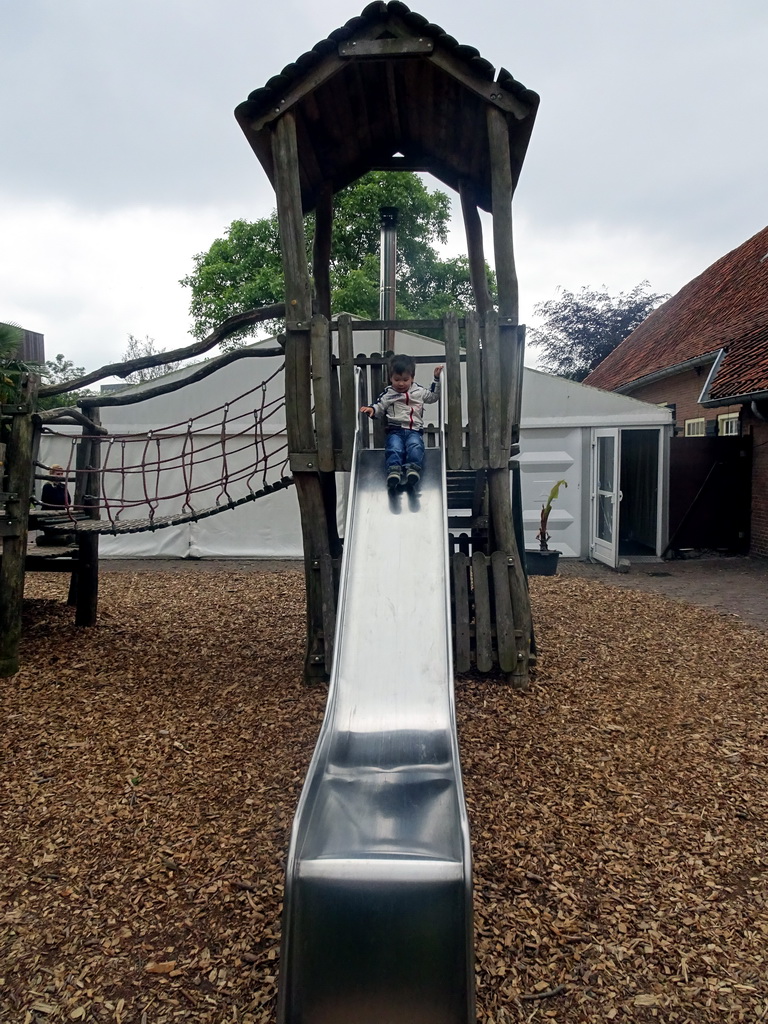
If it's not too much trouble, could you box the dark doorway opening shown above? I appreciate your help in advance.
[619,429,660,557]
[667,436,751,554]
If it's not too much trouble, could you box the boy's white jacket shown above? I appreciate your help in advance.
[371,377,441,431]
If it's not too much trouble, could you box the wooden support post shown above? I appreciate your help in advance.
[0,375,39,677]
[488,470,531,689]
[444,313,463,470]
[311,315,334,473]
[451,552,471,673]
[465,312,485,470]
[486,104,531,687]
[483,312,503,469]
[511,458,536,661]
[312,186,344,460]
[471,551,493,672]
[487,105,524,447]
[371,352,389,449]
[312,184,333,321]
[338,315,357,471]
[273,111,336,679]
[460,183,494,317]
[75,407,101,627]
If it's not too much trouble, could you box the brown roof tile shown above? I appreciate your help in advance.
[705,322,768,401]
[585,225,768,398]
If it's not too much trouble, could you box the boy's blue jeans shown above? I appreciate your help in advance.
[385,428,425,470]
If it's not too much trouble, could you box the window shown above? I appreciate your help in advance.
[684,418,705,437]
[718,413,740,436]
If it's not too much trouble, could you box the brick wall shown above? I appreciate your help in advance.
[743,408,768,558]
[628,368,740,433]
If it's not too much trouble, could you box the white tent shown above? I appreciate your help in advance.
[39,325,672,563]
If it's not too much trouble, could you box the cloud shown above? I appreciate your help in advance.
[1,0,765,379]
[0,197,245,369]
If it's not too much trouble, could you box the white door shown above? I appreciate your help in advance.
[591,428,621,567]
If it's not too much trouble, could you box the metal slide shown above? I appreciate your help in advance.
[277,438,475,1024]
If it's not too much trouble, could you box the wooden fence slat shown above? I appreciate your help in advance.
[465,312,484,469]
[484,312,503,469]
[310,315,334,472]
[510,324,526,447]
[472,551,493,672]
[452,552,471,673]
[371,351,389,449]
[319,551,336,674]
[338,315,357,471]
[491,550,517,673]
[355,354,370,449]
[444,312,463,470]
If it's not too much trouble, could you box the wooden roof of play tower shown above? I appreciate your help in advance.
[235,1,539,214]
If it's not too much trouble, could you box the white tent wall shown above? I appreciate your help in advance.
[519,369,673,558]
[36,327,672,561]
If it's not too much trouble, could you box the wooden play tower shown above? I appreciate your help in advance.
[235,1,540,686]
[0,2,540,688]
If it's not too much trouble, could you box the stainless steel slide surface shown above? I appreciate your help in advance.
[277,445,475,1024]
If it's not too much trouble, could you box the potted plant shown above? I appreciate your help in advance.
[526,479,567,576]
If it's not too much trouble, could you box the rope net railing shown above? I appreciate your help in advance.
[37,364,296,534]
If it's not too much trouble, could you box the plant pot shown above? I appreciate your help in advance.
[525,549,561,576]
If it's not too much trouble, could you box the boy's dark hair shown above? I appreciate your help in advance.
[389,354,416,378]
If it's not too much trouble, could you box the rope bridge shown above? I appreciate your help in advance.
[38,364,296,535]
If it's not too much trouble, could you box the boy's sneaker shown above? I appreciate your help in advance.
[387,466,403,490]
[405,464,421,489]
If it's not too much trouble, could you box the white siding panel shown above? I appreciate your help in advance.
[518,428,581,558]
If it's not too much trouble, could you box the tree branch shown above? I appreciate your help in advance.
[81,345,284,408]
[36,408,108,433]
[38,303,286,397]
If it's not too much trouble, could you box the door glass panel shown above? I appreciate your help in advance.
[597,436,615,492]
[598,494,614,542]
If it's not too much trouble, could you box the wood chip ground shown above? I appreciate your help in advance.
[2,570,767,1022]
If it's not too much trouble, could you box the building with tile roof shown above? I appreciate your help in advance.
[585,225,768,557]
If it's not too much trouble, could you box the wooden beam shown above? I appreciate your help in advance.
[273,111,313,452]
[452,552,471,673]
[428,49,532,121]
[338,37,434,57]
[459,183,494,317]
[0,375,38,677]
[444,313,463,471]
[488,471,531,688]
[272,111,334,680]
[465,313,485,470]
[338,315,357,472]
[74,408,101,627]
[243,53,347,135]
[487,104,523,453]
[312,184,333,320]
[483,312,503,470]
[41,304,286,399]
[472,552,493,672]
[310,315,334,473]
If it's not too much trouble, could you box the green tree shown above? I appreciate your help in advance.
[0,321,26,404]
[122,334,181,383]
[528,282,668,381]
[37,353,94,410]
[181,172,494,348]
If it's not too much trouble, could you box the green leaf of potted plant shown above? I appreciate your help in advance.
[527,479,568,575]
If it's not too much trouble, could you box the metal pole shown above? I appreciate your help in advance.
[379,206,398,353]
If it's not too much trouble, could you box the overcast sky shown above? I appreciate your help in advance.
[1,0,766,375]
